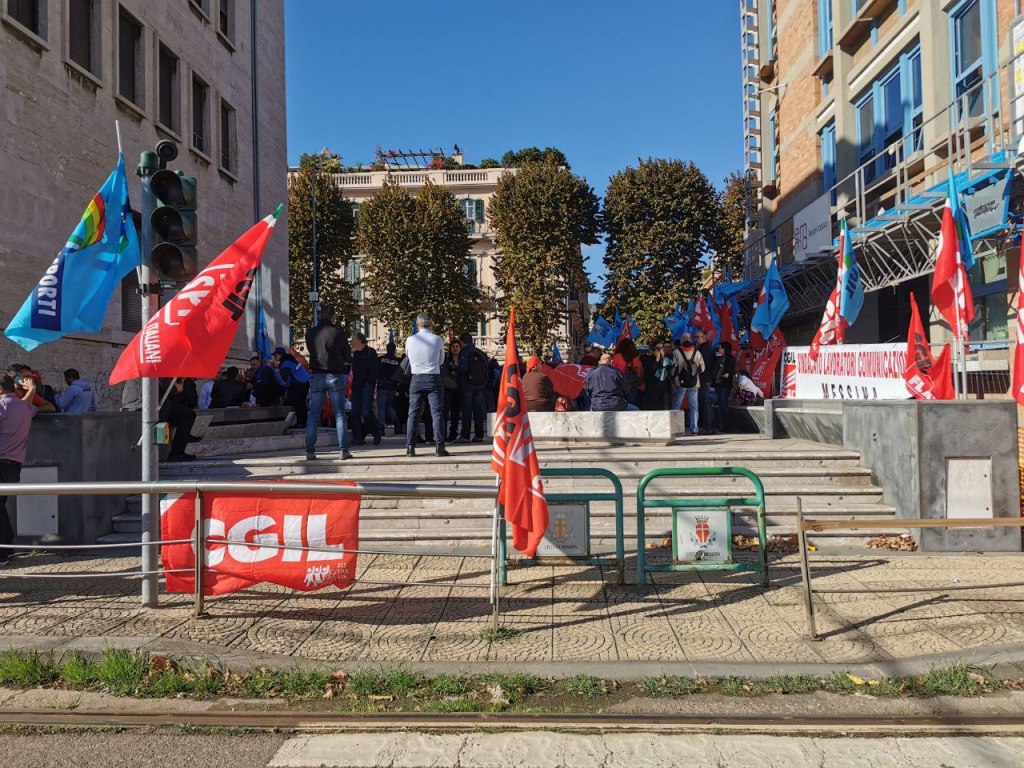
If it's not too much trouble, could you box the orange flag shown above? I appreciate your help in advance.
[490,308,549,557]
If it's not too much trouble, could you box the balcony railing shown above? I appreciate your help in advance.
[332,168,511,189]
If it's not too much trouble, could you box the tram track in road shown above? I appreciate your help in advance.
[0,709,1023,737]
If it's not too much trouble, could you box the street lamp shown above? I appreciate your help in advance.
[309,146,331,326]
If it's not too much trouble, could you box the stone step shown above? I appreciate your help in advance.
[111,512,142,535]
[352,505,897,527]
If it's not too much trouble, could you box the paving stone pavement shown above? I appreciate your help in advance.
[0,551,1023,674]
[267,732,1024,768]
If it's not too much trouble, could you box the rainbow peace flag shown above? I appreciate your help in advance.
[5,155,140,351]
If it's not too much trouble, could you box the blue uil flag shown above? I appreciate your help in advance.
[5,155,140,351]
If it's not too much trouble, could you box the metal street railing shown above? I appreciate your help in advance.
[0,480,503,627]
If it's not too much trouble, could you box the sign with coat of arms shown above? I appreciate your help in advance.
[535,504,590,558]
[673,509,731,564]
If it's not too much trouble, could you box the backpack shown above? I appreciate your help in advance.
[467,349,489,387]
[678,351,699,388]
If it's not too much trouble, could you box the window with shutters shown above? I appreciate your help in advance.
[346,259,363,302]
[158,44,180,133]
[218,0,233,42]
[68,0,98,76]
[6,0,45,38]
[191,74,210,156]
[219,99,236,172]
[463,258,477,284]
[118,8,143,107]
[461,198,484,233]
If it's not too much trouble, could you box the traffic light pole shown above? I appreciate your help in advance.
[137,156,160,608]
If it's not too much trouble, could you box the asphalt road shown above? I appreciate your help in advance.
[0,731,287,768]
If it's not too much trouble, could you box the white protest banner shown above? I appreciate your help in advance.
[781,344,909,400]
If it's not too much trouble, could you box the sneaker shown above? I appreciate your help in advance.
[305,453,317,461]
[406,446,416,457]
[373,433,382,446]
[435,446,451,457]
[340,451,354,460]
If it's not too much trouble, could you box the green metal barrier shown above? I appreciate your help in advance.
[636,467,769,587]
[499,467,625,586]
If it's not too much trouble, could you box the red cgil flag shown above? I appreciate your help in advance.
[718,297,740,350]
[1013,235,1024,406]
[691,294,717,344]
[903,293,954,400]
[931,192,975,343]
[490,308,549,557]
[110,207,282,384]
[809,253,845,361]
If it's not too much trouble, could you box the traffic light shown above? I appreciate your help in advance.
[150,169,198,284]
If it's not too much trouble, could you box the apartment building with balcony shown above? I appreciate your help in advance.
[0,0,288,408]
[327,165,591,356]
[741,0,1024,392]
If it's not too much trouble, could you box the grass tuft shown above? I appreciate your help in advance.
[479,626,523,643]
[59,653,97,689]
[915,662,997,697]
[94,649,148,696]
[425,674,470,699]
[0,650,56,687]
[478,672,546,703]
[560,675,608,697]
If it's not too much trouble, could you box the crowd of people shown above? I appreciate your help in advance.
[0,310,769,467]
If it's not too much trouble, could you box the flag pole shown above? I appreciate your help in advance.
[115,120,123,156]
[956,269,968,400]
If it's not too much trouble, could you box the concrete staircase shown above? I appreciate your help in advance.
[157,436,904,550]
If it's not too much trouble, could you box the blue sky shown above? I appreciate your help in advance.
[284,0,741,291]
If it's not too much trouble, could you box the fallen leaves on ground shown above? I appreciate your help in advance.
[867,533,918,551]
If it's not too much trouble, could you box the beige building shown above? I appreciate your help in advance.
[740,0,1022,394]
[326,165,590,356]
[0,0,288,408]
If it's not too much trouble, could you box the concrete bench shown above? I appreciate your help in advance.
[518,410,687,445]
[159,406,296,461]
[200,405,296,439]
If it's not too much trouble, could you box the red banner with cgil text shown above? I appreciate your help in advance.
[161,482,360,596]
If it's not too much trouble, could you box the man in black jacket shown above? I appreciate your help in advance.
[350,332,382,445]
[304,306,353,461]
[377,343,401,433]
[210,367,249,408]
[694,330,719,434]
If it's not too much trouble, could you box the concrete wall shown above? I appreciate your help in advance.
[18,413,142,545]
[761,399,1021,552]
[0,0,288,410]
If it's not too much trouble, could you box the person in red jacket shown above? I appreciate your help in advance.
[611,338,644,407]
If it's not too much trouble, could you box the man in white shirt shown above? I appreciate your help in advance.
[404,313,448,457]
[198,370,225,410]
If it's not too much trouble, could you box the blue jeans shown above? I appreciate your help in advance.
[305,373,349,455]
[460,388,488,439]
[716,383,732,432]
[376,388,396,427]
[350,382,379,441]
[672,387,700,434]
[407,375,444,449]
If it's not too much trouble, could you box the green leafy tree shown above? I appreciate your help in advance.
[479,157,501,169]
[358,179,479,337]
[288,152,357,337]
[500,146,570,170]
[489,161,600,351]
[600,158,720,343]
[716,171,751,278]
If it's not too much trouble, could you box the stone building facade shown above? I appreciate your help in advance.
[0,0,288,409]
[318,166,590,356]
[741,0,1021,392]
